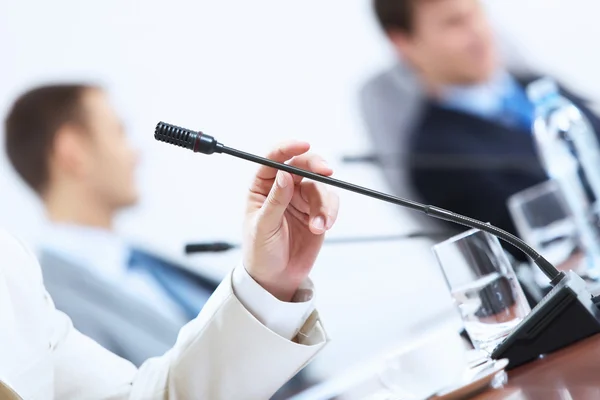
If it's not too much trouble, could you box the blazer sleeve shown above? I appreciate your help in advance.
[51,268,328,400]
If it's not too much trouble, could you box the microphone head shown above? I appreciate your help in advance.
[155,122,221,154]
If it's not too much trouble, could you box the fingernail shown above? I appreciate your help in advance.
[313,216,325,231]
[277,172,288,188]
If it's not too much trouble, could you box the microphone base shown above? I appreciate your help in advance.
[492,271,600,369]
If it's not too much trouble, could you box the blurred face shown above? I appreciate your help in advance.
[77,89,140,210]
[391,0,497,86]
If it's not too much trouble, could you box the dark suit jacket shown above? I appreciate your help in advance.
[407,76,600,259]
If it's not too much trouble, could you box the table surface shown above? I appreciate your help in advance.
[470,333,600,400]
[292,256,600,400]
[295,333,600,400]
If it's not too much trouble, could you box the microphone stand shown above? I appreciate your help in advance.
[154,121,600,369]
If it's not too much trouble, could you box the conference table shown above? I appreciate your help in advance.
[471,333,600,399]
[296,327,600,400]
[294,252,600,400]
[295,333,600,399]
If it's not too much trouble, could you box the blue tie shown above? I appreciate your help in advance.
[127,249,216,321]
[499,83,535,132]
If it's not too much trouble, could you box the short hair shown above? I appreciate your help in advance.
[373,0,421,34]
[4,84,97,194]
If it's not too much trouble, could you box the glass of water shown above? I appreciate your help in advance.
[507,180,599,288]
[433,229,531,354]
[508,179,585,280]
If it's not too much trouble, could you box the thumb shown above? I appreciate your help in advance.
[258,171,294,234]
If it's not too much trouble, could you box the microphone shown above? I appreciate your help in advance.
[184,232,451,255]
[155,121,560,283]
[155,121,600,369]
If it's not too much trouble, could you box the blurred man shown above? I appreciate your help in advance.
[372,0,600,258]
[4,85,220,365]
[0,139,340,399]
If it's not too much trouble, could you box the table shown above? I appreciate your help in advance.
[471,333,600,399]
[294,334,600,400]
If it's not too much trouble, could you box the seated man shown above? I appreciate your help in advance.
[371,0,600,259]
[0,139,339,399]
[4,84,221,365]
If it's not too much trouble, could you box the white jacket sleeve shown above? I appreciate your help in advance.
[51,267,328,400]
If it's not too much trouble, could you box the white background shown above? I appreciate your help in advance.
[1,0,598,383]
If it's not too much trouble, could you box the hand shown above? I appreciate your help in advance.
[243,141,340,302]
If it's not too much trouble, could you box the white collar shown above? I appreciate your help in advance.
[40,222,130,281]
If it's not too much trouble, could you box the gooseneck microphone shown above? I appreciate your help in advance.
[155,121,562,285]
[155,120,600,370]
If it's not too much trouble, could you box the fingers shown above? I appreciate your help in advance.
[255,141,310,180]
[250,141,310,197]
[297,181,340,234]
[276,153,334,211]
[249,140,339,235]
[326,189,340,229]
[257,171,295,235]
[251,143,332,197]
[287,153,333,184]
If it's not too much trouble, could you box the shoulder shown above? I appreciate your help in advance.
[0,228,32,260]
[0,228,44,283]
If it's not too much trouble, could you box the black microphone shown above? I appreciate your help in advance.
[155,121,561,284]
[154,121,600,369]
[184,232,451,254]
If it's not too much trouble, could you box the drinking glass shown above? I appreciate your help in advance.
[433,229,531,354]
[508,179,581,270]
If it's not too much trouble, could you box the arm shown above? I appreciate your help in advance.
[51,267,326,400]
[51,141,338,399]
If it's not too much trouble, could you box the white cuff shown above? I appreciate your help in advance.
[231,265,316,341]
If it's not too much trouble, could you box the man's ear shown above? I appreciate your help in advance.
[51,125,90,179]
[387,30,417,62]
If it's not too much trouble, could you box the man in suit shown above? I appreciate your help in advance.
[372,0,600,260]
[0,139,340,399]
[4,84,222,366]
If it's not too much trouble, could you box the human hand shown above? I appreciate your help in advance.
[243,141,339,302]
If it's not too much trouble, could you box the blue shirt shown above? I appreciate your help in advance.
[437,71,534,132]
